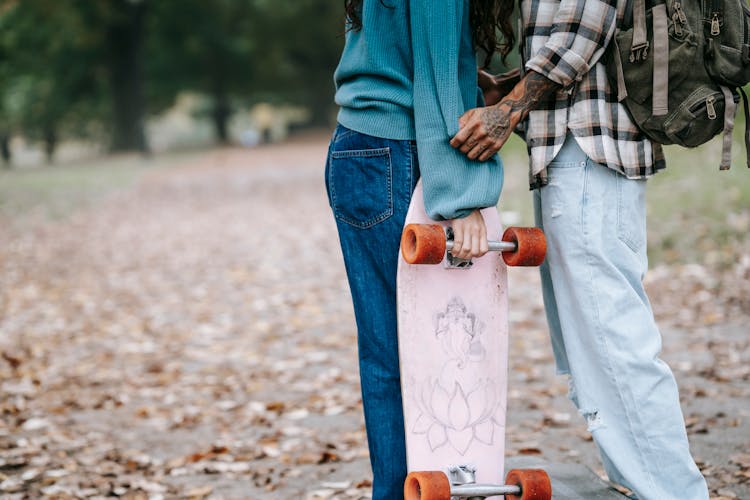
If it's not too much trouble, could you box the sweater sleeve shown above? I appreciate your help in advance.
[524,0,619,87]
[409,0,504,221]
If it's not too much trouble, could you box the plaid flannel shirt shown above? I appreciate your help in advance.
[519,0,666,188]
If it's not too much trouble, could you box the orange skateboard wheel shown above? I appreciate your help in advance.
[401,224,446,265]
[501,227,547,267]
[505,469,552,500]
[404,471,451,500]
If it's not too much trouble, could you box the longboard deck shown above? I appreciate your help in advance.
[397,181,509,485]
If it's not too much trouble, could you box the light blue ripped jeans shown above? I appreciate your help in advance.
[534,134,709,500]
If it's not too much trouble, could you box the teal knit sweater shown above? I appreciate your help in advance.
[333,0,504,220]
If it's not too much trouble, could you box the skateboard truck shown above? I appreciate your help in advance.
[405,467,552,500]
[448,465,520,499]
[401,224,547,268]
[444,228,519,269]
[445,228,475,269]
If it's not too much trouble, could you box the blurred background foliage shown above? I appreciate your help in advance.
[0,0,344,165]
[0,0,746,271]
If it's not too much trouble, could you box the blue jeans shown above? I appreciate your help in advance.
[535,135,709,499]
[325,124,419,500]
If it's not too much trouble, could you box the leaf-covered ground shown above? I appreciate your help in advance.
[0,136,748,499]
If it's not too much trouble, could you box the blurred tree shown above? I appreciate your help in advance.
[0,0,347,161]
[103,0,149,153]
[148,0,344,137]
[285,0,344,125]
[147,0,257,144]
[252,0,343,126]
[0,31,11,167]
[78,0,149,153]
[0,0,105,163]
[0,0,150,160]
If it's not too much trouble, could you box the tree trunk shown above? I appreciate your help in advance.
[0,133,11,168]
[212,91,231,144]
[307,80,335,127]
[210,59,231,144]
[107,0,149,153]
[43,126,57,164]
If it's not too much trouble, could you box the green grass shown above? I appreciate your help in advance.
[0,152,190,221]
[495,133,537,226]
[496,134,750,266]
[648,141,750,266]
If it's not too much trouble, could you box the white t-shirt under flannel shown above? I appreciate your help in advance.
[519,0,666,188]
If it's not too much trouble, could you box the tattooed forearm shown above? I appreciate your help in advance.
[481,71,559,140]
[451,70,561,160]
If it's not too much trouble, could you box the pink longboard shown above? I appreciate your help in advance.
[397,181,550,499]
[398,180,508,483]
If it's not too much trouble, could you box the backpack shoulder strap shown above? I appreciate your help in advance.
[719,86,737,170]
[741,88,750,169]
[631,0,650,60]
[629,0,669,115]
[652,2,670,116]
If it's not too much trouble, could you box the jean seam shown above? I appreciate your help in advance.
[405,142,413,207]
[331,147,391,159]
[411,143,420,191]
[548,160,586,169]
[537,186,572,376]
[580,161,661,495]
[327,150,335,208]
[333,128,356,144]
[616,175,643,253]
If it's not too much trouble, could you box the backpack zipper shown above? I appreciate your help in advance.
[711,12,721,36]
[672,1,687,36]
[674,1,688,24]
[706,96,718,119]
[709,0,722,36]
[674,14,684,35]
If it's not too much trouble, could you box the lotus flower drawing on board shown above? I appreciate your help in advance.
[410,297,505,455]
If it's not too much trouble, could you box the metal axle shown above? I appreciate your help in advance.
[445,227,516,253]
[450,483,522,498]
[446,240,517,253]
[448,465,521,499]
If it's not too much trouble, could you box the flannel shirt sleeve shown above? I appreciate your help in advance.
[525,0,620,88]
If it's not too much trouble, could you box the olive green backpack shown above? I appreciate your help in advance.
[606,0,750,169]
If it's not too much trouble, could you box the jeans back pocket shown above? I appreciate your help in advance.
[328,146,393,229]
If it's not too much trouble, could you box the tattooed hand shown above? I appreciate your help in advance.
[451,71,559,162]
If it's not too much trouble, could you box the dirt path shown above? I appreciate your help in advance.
[0,137,747,499]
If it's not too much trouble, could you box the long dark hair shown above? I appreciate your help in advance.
[343,0,515,68]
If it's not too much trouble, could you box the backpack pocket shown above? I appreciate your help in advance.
[663,86,730,146]
[609,19,696,106]
[607,16,707,144]
[703,0,750,86]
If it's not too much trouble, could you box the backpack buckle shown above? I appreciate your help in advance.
[629,42,650,62]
